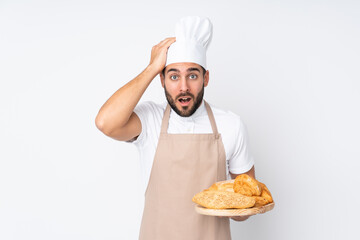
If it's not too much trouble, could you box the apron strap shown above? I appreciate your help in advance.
[160,104,171,134]
[204,101,219,135]
[160,100,219,135]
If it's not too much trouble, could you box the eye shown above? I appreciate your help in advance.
[189,74,197,79]
[170,75,178,80]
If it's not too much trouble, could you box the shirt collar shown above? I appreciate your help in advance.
[170,100,206,122]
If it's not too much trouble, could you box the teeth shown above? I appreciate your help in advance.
[180,98,189,102]
[179,97,191,103]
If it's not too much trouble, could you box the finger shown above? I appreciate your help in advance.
[164,37,176,47]
[158,37,176,47]
[160,39,176,52]
[231,215,250,221]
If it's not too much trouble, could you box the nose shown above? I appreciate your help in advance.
[179,77,189,93]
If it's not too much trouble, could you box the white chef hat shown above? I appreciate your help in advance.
[166,16,213,69]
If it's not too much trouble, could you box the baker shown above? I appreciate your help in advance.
[95,16,256,240]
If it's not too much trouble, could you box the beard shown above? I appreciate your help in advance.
[164,84,205,117]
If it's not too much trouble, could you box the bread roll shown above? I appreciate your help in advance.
[233,174,262,196]
[258,182,273,203]
[192,190,255,209]
[208,181,234,192]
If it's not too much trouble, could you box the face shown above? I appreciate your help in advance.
[160,62,209,117]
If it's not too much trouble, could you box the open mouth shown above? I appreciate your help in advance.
[179,97,191,103]
[178,97,192,106]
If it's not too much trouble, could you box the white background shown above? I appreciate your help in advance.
[1,0,359,239]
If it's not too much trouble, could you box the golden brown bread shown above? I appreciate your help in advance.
[192,174,273,210]
[258,182,273,203]
[192,190,255,209]
[208,181,234,192]
[252,196,269,207]
[233,174,262,196]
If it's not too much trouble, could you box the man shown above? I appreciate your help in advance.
[96,16,255,240]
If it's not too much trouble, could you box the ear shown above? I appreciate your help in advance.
[204,70,209,87]
[160,72,165,88]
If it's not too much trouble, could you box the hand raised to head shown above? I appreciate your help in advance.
[149,37,176,74]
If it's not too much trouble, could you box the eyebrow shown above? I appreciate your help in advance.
[166,67,201,74]
[166,68,180,74]
[187,67,201,73]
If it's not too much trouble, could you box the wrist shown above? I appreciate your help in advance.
[146,63,163,76]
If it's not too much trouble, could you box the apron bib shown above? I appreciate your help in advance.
[139,101,231,240]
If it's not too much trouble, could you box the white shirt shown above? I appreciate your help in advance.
[132,100,254,191]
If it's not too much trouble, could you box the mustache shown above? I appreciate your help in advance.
[176,92,195,100]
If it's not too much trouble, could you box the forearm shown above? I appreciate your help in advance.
[95,65,158,134]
